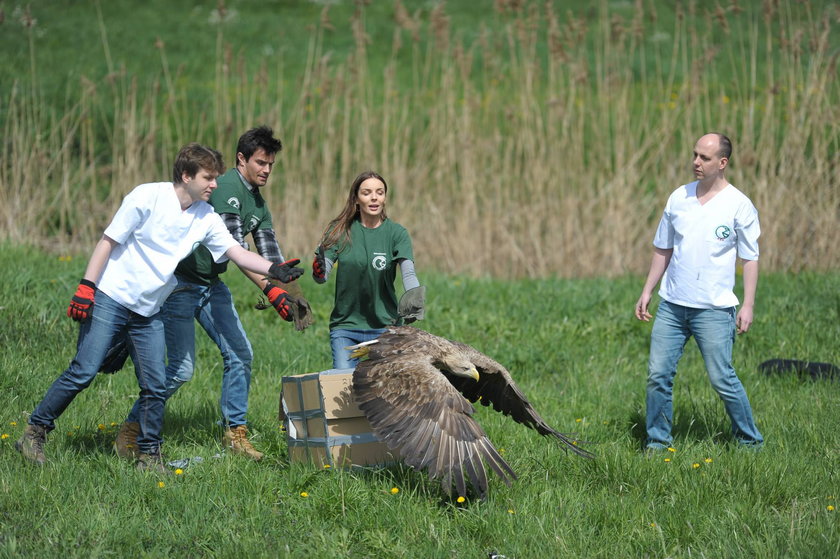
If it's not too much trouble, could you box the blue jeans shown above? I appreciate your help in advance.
[646,300,763,448]
[30,292,167,454]
[330,328,386,369]
[126,277,253,427]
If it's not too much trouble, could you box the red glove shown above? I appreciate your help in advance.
[312,246,326,282]
[263,285,293,321]
[67,279,96,322]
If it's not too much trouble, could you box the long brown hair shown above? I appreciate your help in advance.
[320,171,388,250]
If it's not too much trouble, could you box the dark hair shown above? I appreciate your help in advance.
[236,125,282,161]
[716,133,732,160]
[320,171,388,250]
[172,143,225,183]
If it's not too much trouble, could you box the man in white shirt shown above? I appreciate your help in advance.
[16,143,301,473]
[634,133,763,451]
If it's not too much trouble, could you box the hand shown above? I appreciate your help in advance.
[67,279,96,322]
[397,286,426,324]
[263,285,294,321]
[736,305,753,334]
[267,259,303,283]
[312,246,326,283]
[635,294,652,321]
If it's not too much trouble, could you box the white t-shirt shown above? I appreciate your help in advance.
[98,182,238,316]
[653,181,760,309]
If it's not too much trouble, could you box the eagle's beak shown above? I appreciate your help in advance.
[469,365,480,381]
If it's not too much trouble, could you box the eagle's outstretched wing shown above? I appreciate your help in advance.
[357,326,592,458]
[446,339,593,458]
[353,351,516,499]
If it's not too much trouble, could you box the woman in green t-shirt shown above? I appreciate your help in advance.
[312,171,421,369]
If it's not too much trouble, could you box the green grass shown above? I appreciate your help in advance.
[1,244,838,558]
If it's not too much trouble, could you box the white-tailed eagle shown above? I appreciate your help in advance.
[350,326,592,499]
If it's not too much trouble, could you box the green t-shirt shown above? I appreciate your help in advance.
[175,169,274,285]
[326,219,414,330]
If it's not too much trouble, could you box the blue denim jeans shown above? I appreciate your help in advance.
[30,292,167,454]
[646,300,763,448]
[330,328,386,369]
[125,277,253,427]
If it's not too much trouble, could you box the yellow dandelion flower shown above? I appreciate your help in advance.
[692,463,700,469]
[1,434,8,440]
[457,496,466,503]
[300,492,309,498]
[667,447,676,453]
[827,505,835,512]
[110,422,117,427]
[664,458,671,462]
[507,509,515,514]
[722,95,730,104]
[175,469,184,475]
[390,487,399,495]
[157,481,165,488]
[10,421,17,426]
[97,424,106,430]
[575,418,582,423]
[323,464,331,469]
[704,458,713,463]
[499,448,505,454]
[650,522,656,527]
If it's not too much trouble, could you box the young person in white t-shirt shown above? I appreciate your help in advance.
[634,133,764,451]
[16,143,302,473]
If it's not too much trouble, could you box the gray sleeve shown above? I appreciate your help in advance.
[219,213,249,250]
[399,259,420,290]
[252,228,285,263]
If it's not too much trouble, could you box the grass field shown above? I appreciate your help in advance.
[1,245,838,558]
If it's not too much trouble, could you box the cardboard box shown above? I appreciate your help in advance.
[280,369,400,468]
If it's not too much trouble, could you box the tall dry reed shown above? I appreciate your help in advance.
[1,0,837,277]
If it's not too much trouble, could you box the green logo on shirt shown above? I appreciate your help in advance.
[372,253,387,271]
[715,225,731,240]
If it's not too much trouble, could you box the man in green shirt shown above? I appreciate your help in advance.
[116,126,301,460]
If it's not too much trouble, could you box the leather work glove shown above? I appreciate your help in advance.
[397,285,426,324]
[312,246,326,283]
[263,285,294,321]
[67,279,96,322]
[267,259,303,283]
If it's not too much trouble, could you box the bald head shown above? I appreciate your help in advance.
[698,133,732,160]
[693,134,730,183]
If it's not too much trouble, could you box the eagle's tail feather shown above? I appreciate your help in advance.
[347,339,380,360]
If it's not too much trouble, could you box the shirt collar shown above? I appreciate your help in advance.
[234,169,257,194]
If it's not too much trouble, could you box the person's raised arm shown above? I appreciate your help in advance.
[225,242,301,284]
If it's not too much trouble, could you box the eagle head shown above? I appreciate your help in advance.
[441,353,480,381]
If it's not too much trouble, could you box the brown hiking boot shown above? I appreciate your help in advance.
[136,452,171,475]
[223,425,264,461]
[114,421,141,459]
[16,424,48,466]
